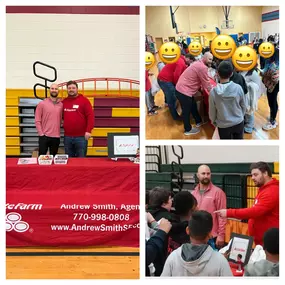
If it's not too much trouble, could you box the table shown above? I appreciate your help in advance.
[6,158,139,247]
[202,78,217,129]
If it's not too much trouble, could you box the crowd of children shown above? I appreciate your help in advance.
[146,35,279,139]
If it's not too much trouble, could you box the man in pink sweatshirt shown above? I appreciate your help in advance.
[175,52,213,135]
[35,83,63,156]
[192,165,227,249]
[63,81,94,157]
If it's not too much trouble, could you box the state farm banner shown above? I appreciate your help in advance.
[6,158,139,247]
[6,191,139,247]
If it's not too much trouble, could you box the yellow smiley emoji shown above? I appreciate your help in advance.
[258,42,275,59]
[232,46,257,71]
[188,41,202,56]
[211,35,236,60]
[145,52,155,70]
[158,42,181,64]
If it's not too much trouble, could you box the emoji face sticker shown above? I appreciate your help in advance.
[211,35,236,60]
[258,42,275,59]
[232,46,257,71]
[158,42,181,64]
[145,52,155,70]
[188,41,202,56]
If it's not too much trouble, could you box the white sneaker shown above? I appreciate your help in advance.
[267,117,279,126]
[184,127,200,135]
[262,122,277,131]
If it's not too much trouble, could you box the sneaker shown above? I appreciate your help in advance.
[262,122,277,131]
[184,127,200,135]
[153,105,162,110]
[196,121,208,128]
[244,129,252,134]
[148,110,158,116]
[266,117,279,126]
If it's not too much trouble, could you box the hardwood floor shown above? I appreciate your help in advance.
[6,246,139,279]
[146,91,279,140]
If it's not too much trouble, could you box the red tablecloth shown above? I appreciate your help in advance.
[202,78,217,129]
[6,158,139,247]
[229,262,244,277]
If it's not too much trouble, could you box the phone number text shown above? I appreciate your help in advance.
[73,213,130,221]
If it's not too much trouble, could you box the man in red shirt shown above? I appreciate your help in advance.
[192,165,227,249]
[215,162,279,246]
[35,83,63,156]
[63,81,94,157]
[157,55,188,120]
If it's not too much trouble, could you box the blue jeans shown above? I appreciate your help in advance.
[157,79,180,120]
[244,113,254,133]
[145,90,155,112]
[64,136,87,157]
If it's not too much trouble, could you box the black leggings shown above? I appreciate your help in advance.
[267,83,279,123]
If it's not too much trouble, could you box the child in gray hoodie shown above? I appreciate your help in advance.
[161,210,232,277]
[209,61,246,139]
[244,228,279,276]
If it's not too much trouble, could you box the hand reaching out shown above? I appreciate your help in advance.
[214,209,227,218]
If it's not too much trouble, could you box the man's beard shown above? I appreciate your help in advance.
[50,92,58,98]
[200,178,210,185]
[254,180,264,187]
[68,91,77,97]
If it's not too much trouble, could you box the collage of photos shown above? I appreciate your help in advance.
[4,2,280,282]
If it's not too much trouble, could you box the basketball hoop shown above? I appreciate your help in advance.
[221,6,234,29]
[221,20,234,29]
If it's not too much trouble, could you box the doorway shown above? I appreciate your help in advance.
[155,37,163,51]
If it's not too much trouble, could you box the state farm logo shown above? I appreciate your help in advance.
[6,203,42,210]
[6,212,29,233]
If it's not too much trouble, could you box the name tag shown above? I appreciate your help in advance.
[73,105,79,109]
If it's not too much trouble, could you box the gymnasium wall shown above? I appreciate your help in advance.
[6,6,140,89]
[262,6,279,13]
[167,146,279,164]
[146,6,262,38]
[261,6,279,38]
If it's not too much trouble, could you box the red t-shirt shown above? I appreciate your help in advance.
[158,57,187,85]
[63,94,94,137]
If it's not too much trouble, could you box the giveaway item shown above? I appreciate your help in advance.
[17,158,37,165]
[38,155,53,165]
[54,154,68,165]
